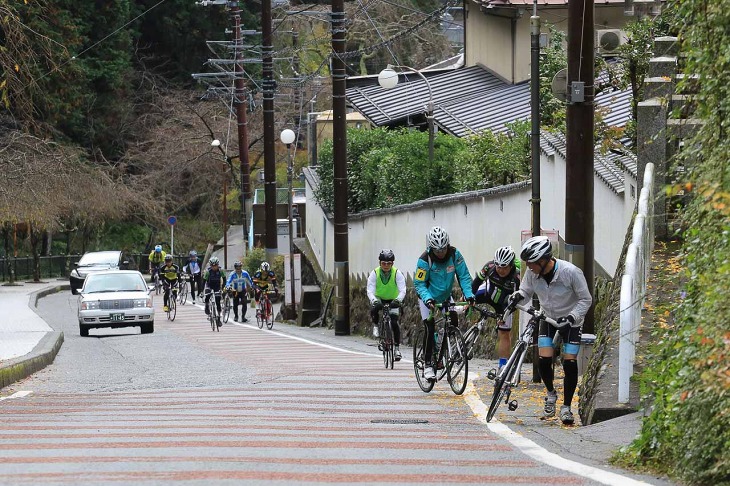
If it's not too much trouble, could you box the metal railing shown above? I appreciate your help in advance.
[618,163,655,403]
[0,255,82,283]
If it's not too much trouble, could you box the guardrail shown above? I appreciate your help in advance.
[0,255,82,283]
[618,163,655,403]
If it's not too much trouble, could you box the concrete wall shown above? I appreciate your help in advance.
[465,4,628,84]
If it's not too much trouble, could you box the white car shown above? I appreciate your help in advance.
[77,270,154,337]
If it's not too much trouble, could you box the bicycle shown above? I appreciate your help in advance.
[412,302,469,395]
[163,281,178,321]
[376,302,398,370]
[485,302,566,422]
[256,290,276,330]
[178,274,189,305]
[204,290,222,332]
[462,305,501,360]
[150,267,162,296]
[222,289,233,323]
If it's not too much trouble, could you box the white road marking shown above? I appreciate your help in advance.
[462,381,652,486]
[0,390,33,402]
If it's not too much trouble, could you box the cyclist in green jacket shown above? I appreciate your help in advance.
[367,249,407,360]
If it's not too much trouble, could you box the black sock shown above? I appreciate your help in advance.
[563,359,578,407]
[539,356,555,392]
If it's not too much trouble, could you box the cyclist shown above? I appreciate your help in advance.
[203,256,226,327]
[367,249,407,361]
[159,254,180,313]
[184,250,203,304]
[148,245,166,282]
[505,235,592,425]
[225,260,254,322]
[414,226,475,381]
[471,246,521,371]
[253,261,278,310]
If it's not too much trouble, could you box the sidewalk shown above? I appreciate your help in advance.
[0,280,66,389]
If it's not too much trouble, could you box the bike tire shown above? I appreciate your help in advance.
[486,342,524,422]
[222,295,231,323]
[169,297,176,321]
[383,316,394,370]
[266,299,274,329]
[462,326,478,361]
[154,275,160,296]
[446,327,469,395]
[209,308,216,331]
[413,326,435,393]
[256,308,264,329]
[179,282,188,305]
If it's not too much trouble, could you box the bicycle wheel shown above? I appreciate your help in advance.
[209,306,216,331]
[169,296,177,321]
[486,342,524,422]
[179,281,188,305]
[256,307,264,329]
[462,326,478,360]
[382,316,394,369]
[154,274,160,295]
[222,294,231,323]
[266,298,274,329]
[213,304,221,332]
[413,325,435,393]
[446,327,468,395]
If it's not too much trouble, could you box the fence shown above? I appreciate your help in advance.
[0,255,82,282]
[618,163,655,403]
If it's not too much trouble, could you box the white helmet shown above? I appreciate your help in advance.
[494,246,515,266]
[260,261,270,272]
[520,236,552,263]
[427,226,450,251]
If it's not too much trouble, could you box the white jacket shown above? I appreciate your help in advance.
[516,259,592,326]
[366,268,407,303]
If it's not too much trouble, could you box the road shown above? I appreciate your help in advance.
[0,292,661,485]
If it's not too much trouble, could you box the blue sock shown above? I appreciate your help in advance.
[499,358,507,368]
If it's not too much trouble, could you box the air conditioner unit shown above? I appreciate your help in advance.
[596,29,628,56]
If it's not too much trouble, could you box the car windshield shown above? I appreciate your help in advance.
[83,274,145,294]
[78,252,119,266]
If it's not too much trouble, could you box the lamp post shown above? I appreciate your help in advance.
[378,65,435,165]
[280,129,297,316]
[211,139,228,269]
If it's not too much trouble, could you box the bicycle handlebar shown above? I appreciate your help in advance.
[508,303,563,329]
[470,305,500,320]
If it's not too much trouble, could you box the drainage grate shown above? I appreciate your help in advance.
[370,419,429,424]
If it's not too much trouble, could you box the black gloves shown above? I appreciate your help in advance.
[506,292,524,310]
[425,299,436,310]
[371,299,383,310]
[466,296,475,306]
[557,315,576,326]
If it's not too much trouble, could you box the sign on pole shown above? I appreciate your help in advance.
[168,216,177,257]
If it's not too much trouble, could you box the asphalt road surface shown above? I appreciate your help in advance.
[0,291,663,485]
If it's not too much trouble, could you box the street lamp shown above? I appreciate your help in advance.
[212,139,228,269]
[280,129,297,316]
[377,64,435,166]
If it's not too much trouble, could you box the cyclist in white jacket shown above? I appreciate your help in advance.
[506,235,592,425]
[367,249,407,360]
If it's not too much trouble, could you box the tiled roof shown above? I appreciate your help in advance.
[539,131,638,194]
[470,0,625,6]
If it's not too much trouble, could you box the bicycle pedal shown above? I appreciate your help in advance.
[487,368,497,380]
[508,400,518,411]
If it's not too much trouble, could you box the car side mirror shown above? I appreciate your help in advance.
[147,285,155,293]
[74,262,79,268]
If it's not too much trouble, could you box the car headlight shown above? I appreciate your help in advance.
[80,301,100,310]
[134,298,153,308]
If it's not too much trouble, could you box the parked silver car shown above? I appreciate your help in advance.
[77,270,154,336]
[70,250,134,295]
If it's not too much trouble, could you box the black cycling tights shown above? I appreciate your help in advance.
[539,356,555,392]
[539,357,578,407]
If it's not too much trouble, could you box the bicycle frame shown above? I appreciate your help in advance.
[463,305,500,360]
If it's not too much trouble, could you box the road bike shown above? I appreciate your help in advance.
[163,281,177,321]
[178,274,189,305]
[462,305,500,360]
[204,290,222,332]
[485,302,566,422]
[151,268,162,296]
[222,289,233,323]
[376,302,399,370]
[256,290,276,330]
[412,302,469,395]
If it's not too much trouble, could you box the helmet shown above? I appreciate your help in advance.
[260,261,270,272]
[154,245,162,253]
[520,236,553,263]
[209,256,220,265]
[494,246,516,267]
[378,249,395,262]
[234,261,242,268]
[189,250,197,257]
[427,226,449,251]
[164,254,173,262]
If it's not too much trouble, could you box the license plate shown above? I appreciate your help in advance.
[110,313,125,322]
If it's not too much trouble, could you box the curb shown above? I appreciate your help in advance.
[0,284,68,390]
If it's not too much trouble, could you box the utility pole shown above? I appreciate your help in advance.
[232,1,251,252]
[530,2,542,383]
[262,0,278,261]
[331,0,350,335]
[566,0,595,332]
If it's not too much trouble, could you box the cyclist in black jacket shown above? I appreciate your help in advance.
[471,246,520,371]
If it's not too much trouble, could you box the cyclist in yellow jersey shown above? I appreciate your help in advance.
[253,261,278,308]
[159,254,180,312]
[148,245,167,281]
[367,249,407,360]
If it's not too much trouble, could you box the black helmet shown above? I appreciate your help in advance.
[378,249,395,262]
[164,254,173,262]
